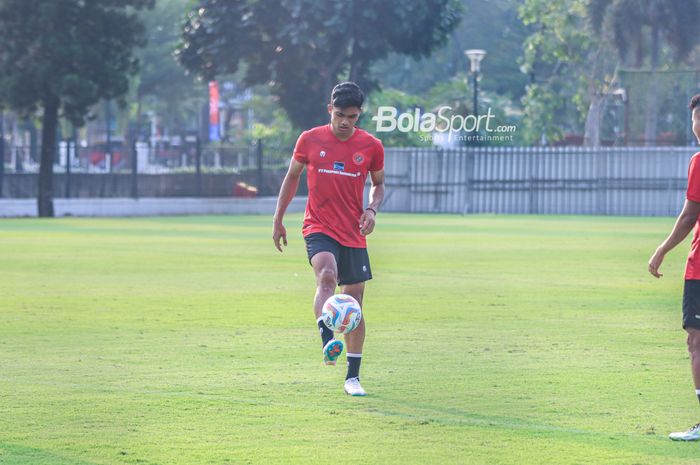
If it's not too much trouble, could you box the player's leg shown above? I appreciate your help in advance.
[311,251,339,320]
[336,244,372,396]
[688,326,700,440]
[341,282,365,358]
[689,328,700,393]
[670,282,700,441]
[685,281,700,406]
[340,281,366,395]
[310,250,343,365]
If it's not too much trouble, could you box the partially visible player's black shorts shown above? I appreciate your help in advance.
[304,232,372,285]
[683,280,700,330]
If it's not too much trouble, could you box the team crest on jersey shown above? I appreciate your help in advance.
[320,150,326,157]
[353,153,365,165]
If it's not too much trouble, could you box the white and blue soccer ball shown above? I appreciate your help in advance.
[322,294,362,334]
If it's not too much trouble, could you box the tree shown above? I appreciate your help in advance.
[373,0,529,101]
[588,0,700,144]
[136,0,205,136]
[519,0,617,146]
[0,0,154,217]
[177,0,462,130]
[519,0,591,144]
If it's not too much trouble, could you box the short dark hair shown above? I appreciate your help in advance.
[690,94,700,111]
[330,82,364,109]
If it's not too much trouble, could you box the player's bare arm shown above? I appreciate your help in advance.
[649,199,700,278]
[359,169,385,236]
[272,158,305,252]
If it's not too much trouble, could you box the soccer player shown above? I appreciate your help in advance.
[272,82,385,396]
[648,94,700,441]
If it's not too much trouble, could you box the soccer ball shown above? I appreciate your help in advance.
[322,294,362,334]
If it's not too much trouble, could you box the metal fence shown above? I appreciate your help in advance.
[0,139,297,198]
[1,142,696,217]
[0,140,292,174]
[381,146,694,216]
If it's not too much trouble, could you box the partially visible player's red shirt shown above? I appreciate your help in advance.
[293,124,384,248]
[686,152,700,279]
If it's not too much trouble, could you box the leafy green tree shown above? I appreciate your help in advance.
[519,0,616,145]
[245,89,298,148]
[364,77,518,147]
[588,0,699,67]
[136,0,205,135]
[0,0,154,216]
[373,0,529,101]
[364,88,432,147]
[177,0,462,130]
[588,0,700,144]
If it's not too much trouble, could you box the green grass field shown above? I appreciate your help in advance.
[1,213,699,464]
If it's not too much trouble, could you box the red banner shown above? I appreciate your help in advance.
[209,81,220,141]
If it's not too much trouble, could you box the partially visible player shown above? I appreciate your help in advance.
[272,82,385,396]
[648,94,700,441]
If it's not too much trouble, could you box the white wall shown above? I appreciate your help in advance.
[0,196,307,218]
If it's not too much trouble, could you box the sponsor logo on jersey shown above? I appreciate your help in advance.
[333,161,345,171]
[318,169,360,177]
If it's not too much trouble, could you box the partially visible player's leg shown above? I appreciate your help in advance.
[669,329,700,441]
[341,282,365,357]
[311,251,338,321]
[688,328,700,393]
[684,282,700,403]
[340,283,367,355]
[310,251,343,365]
[341,282,367,396]
[335,245,371,395]
[672,329,700,440]
[687,327,700,440]
[670,284,700,440]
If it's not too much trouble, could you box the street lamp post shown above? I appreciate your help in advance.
[105,100,112,173]
[465,49,487,122]
[610,87,628,146]
[0,112,4,198]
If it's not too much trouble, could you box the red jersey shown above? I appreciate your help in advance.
[293,124,384,248]
[686,152,700,279]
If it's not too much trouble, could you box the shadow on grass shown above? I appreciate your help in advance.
[0,443,101,465]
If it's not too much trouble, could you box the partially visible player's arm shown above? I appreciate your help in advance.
[648,199,700,278]
[359,169,385,236]
[272,158,305,252]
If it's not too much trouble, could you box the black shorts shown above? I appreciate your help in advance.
[683,280,700,330]
[304,232,372,285]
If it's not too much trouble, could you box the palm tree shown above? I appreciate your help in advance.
[588,0,700,144]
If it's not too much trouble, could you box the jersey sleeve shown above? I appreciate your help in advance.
[688,154,700,202]
[369,139,385,171]
[293,131,310,164]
